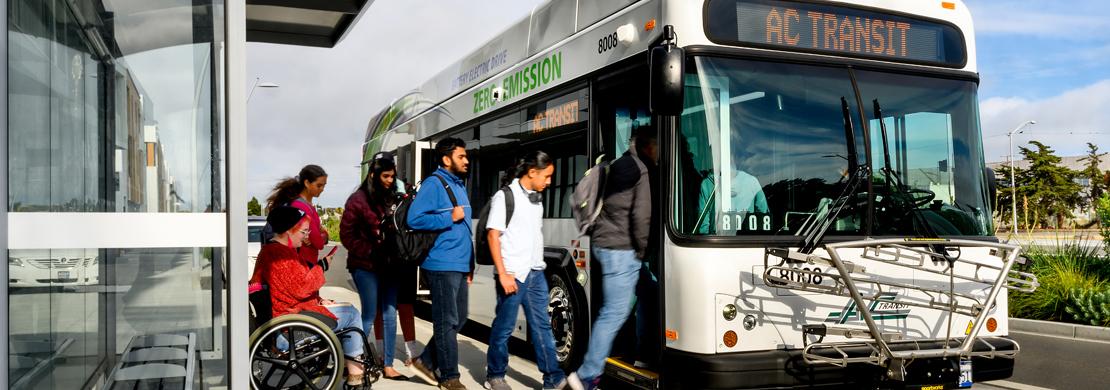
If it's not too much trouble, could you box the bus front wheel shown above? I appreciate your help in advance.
[547,269,587,371]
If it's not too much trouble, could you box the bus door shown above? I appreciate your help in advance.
[592,69,664,387]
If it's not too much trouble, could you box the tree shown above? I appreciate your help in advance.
[1015,141,1083,229]
[1078,142,1107,208]
[247,197,262,216]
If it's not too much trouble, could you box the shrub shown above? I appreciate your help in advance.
[1009,239,1109,322]
[1065,287,1110,327]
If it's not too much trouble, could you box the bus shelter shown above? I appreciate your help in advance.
[0,1,371,389]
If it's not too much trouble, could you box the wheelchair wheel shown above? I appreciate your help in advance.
[250,314,345,390]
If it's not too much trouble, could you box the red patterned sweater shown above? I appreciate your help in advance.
[252,242,335,320]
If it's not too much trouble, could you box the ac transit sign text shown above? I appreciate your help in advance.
[473,51,563,114]
[707,0,966,67]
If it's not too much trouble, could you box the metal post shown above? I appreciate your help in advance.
[0,0,9,383]
[1007,120,1035,237]
[226,0,249,388]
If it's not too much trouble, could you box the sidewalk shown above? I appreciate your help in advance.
[320,286,545,390]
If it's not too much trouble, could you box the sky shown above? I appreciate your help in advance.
[247,0,1110,208]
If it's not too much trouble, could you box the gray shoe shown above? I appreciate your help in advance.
[484,377,512,390]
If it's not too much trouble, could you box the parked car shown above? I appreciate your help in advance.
[9,249,99,288]
[247,216,266,277]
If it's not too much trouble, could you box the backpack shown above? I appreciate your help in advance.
[392,174,458,266]
[474,187,515,266]
[571,155,610,237]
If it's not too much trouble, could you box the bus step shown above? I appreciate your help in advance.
[603,358,659,390]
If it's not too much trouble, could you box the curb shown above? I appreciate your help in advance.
[984,380,1053,390]
[1009,318,1110,342]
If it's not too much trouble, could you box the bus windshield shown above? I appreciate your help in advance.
[673,57,993,239]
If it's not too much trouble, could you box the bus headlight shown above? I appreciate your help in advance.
[743,315,757,330]
[722,304,738,321]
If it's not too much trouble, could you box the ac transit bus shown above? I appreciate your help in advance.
[361,1,1038,388]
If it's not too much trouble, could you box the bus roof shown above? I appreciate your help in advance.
[363,0,642,142]
[363,0,976,160]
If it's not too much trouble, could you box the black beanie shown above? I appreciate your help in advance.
[268,205,305,235]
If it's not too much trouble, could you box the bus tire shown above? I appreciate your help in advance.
[546,268,588,371]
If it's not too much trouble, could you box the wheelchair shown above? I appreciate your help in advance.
[249,284,383,390]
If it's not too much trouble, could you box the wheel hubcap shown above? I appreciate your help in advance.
[548,284,573,362]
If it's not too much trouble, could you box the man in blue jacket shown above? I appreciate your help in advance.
[407,137,473,390]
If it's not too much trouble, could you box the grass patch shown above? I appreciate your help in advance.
[1009,237,1110,324]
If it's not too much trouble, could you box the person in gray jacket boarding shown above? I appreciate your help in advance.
[569,127,657,390]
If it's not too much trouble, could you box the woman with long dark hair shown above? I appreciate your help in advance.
[266,164,330,265]
[339,155,413,380]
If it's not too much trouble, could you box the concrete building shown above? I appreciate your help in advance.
[1,1,372,389]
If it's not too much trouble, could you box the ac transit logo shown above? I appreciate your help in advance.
[825,292,910,324]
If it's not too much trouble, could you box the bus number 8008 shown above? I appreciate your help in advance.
[719,212,773,232]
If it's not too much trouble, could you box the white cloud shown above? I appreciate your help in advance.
[246,0,543,207]
[968,0,1110,39]
[980,79,1110,163]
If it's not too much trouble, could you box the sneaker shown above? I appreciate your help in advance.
[566,372,600,390]
[484,377,512,390]
[410,359,437,386]
[544,377,570,390]
[439,378,468,390]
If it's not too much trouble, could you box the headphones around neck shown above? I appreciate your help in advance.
[519,182,543,204]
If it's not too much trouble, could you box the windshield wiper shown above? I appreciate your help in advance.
[787,97,869,254]
[871,99,940,239]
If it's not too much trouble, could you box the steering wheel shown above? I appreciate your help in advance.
[899,188,936,209]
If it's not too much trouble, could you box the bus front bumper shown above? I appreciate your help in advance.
[661,336,1017,389]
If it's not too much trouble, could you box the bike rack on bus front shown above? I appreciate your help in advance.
[764,238,1039,381]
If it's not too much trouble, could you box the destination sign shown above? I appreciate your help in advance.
[706,0,966,67]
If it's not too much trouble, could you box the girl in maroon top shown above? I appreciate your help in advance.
[253,205,368,386]
[341,155,417,380]
[266,164,330,265]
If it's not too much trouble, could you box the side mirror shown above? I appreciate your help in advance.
[650,26,684,116]
[984,167,998,211]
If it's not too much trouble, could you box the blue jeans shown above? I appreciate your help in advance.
[351,269,380,349]
[419,270,469,382]
[577,247,641,380]
[378,273,401,365]
[486,270,566,388]
[277,306,365,358]
[329,304,366,357]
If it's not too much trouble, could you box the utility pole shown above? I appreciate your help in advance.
[1007,120,1036,238]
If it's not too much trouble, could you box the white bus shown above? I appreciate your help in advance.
[362,1,1038,388]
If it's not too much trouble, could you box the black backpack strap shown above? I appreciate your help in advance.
[430,174,458,207]
[501,187,514,226]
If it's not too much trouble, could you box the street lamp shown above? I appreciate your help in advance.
[1007,120,1036,236]
[247,77,279,103]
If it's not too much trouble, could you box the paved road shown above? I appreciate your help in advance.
[1004,330,1110,390]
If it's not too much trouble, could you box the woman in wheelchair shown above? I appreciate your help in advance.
[253,205,372,387]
